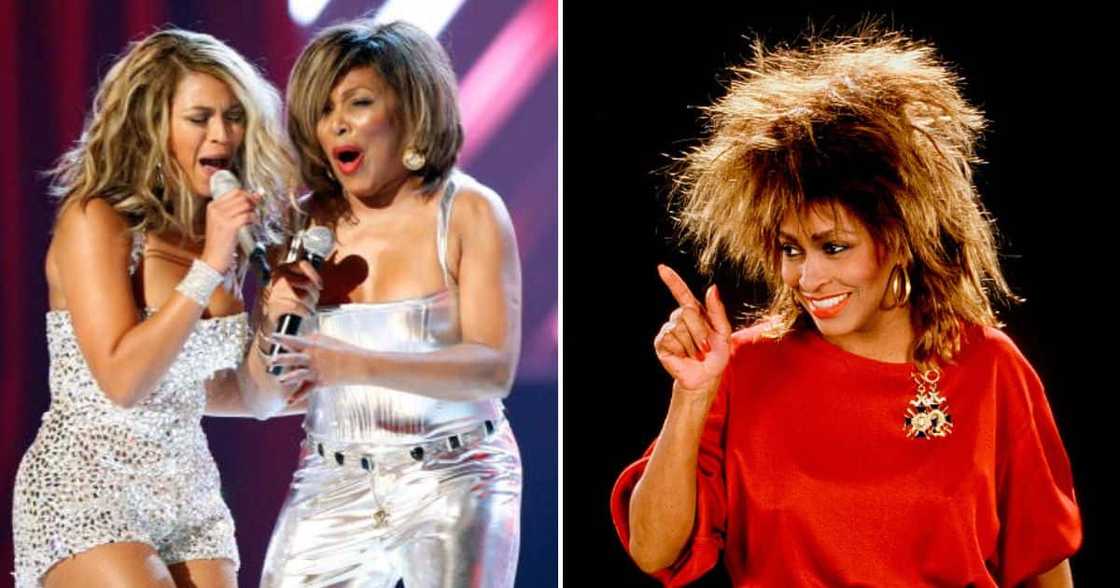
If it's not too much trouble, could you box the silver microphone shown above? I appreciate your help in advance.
[209,170,259,259]
[300,226,335,266]
[268,226,335,375]
[209,169,270,280]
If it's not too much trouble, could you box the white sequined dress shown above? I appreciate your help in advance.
[11,241,249,587]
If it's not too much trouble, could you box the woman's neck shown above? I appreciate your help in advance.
[822,306,916,364]
[343,174,425,214]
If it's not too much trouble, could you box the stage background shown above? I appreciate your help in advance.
[0,0,557,586]
[564,3,1111,585]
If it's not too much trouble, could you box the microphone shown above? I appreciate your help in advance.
[298,226,335,267]
[268,226,335,375]
[209,169,271,281]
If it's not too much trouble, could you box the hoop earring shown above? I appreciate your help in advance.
[881,265,912,310]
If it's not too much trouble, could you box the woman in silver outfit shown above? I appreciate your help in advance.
[11,30,298,587]
[254,19,523,588]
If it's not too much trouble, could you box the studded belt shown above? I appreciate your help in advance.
[306,417,502,471]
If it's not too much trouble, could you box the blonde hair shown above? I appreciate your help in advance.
[673,28,1016,367]
[49,28,295,243]
[286,19,463,224]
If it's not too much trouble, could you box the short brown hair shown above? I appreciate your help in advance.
[287,19,463,210]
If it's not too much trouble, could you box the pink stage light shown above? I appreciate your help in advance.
[459,0,558,164]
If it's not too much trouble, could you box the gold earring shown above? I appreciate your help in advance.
[402,148,426,171]
[881,265,911,310]
[154,162,165,189]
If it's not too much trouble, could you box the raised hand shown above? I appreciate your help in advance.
[653,264,733,396]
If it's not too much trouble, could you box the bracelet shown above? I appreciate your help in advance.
[255,330,274,360]
[175,259,224,307]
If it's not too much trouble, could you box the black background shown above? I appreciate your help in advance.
[563,2,1114,585]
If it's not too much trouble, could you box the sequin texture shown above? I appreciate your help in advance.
[11,310,249,587]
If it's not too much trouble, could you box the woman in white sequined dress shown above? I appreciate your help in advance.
[11,30,303,587]
[253,20,523,587]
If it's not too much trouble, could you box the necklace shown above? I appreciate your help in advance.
[904,368,953,439]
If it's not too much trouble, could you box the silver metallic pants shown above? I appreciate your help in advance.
[260,422,522,587]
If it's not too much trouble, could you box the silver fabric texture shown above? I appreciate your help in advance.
[260,422,521,588]
[304,292,505,444]
[304,174,504,445]
[11,309,249,587]
[264,172,522,587]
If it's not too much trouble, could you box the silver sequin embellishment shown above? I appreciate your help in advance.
[12,310,249,587]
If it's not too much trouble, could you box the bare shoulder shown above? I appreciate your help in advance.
[443,174,520,286]
[54,198,132,254]
[449,174,514,232]
[49,198,134,309]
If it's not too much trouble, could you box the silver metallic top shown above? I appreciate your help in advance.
[304,173,505,444]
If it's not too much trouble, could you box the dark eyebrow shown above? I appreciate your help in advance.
[779,228,856,243]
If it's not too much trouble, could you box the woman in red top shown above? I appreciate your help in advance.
[612,30,1081,587]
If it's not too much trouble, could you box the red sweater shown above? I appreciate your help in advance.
[612,324,1081,587]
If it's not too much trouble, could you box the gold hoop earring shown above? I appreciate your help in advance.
[402,148,426,171]
[881,265,911,310]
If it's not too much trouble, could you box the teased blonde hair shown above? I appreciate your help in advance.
[673,28,1016,366]
[49,28,295,243]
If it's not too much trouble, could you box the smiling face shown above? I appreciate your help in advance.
[778,203,911,351]
[315,66,407,199]
[167,70,246,198]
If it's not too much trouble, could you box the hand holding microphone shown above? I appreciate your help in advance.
[200,171,260,275]
[208,169,271,280]
[266,226,334,375]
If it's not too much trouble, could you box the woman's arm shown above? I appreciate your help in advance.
[202,342,311,417]
[627,266,732,572]
[629,382,720,573]
[272,186,522,401]
[56,193,254,408]
[214,253,323,418]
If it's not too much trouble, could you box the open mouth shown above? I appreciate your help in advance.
[333,147,364,175]
[199,157,230,174]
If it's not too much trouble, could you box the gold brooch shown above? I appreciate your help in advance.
[904,369,953,439]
